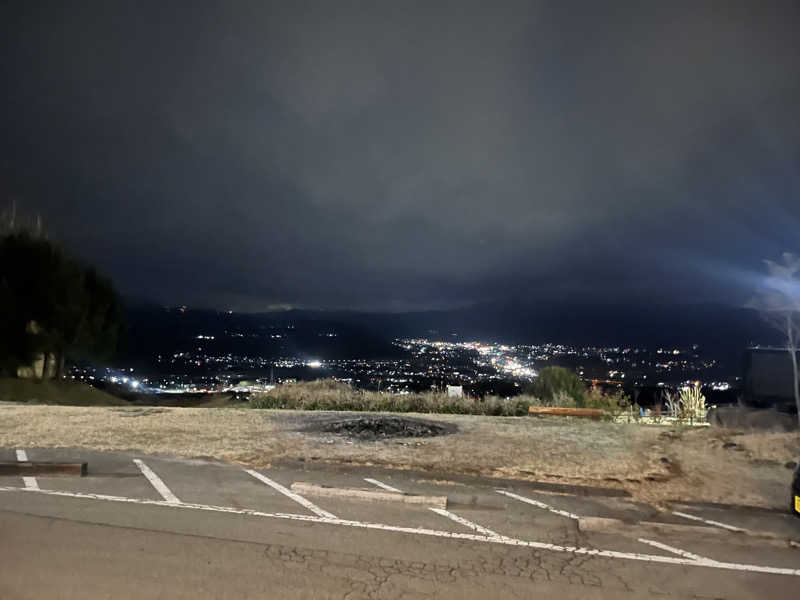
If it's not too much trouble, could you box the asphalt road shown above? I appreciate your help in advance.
[1,447,799,599]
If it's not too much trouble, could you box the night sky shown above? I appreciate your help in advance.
[2,1,798,313]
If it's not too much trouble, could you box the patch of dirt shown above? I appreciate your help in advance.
[311,416,455,441]
[108,408,168,418]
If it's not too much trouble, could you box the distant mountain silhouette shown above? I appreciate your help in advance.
[117,305,405,367]
[119,301,777,371]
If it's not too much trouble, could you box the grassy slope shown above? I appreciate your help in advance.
[0,378,128,406]
[0,403,796,506]
[0,379,249,408]
[1,379,795,509]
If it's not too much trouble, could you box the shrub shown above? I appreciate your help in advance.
[583,385,630,420]
[678,383,707,424]
[651,403,663,424]
[550,390,577,408]
[663,391,679,418]
[249,379,533,416]
[527,366,586,407]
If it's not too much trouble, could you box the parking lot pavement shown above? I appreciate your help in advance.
[0,447,19,462]
[24,448,165,500]
[1,447,799,599]
[131,457,316,514]
[667,501,800,540]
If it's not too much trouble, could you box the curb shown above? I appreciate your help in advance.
[578,516,800,548]
[290,482,447,508]
[580,516,726,536]
[668,500,788,514]
[275,459,631,498]
[0,462,87,477]
[446,492,508,509]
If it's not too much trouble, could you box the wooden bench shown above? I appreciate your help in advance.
[528,406,604,419]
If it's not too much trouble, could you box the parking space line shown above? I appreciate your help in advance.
[429,508,507,539]
[637,538,708,562]
[673,511,746,533]
[497,489,580,520]
[2,485,799,577]
[365,479,506,537]
[244,469,337,519]
[22,477,39,490]
[15,449,39,490]
[133,459,181,504]
[364,478,402,493]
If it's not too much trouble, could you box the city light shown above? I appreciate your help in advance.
[70,334,728,397]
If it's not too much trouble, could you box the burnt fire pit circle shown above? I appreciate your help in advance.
[313,416,456,441]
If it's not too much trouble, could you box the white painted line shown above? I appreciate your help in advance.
[360,479,494,538]
[132,459,181,504]
[429,508,506,539]
[15,449,39,490]
[673,511,746,533]
[364,478,402,493]
[244,469,337,519]
[497,489,580,520]
[0,486,798,577]
[637,538,708,562]
[0,485,309,515]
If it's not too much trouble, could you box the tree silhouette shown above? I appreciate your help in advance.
[0,230,123,378]
[526,366,587,407]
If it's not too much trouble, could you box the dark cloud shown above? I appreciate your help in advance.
[2,1,798,311]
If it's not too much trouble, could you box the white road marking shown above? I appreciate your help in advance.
[244,469,337,519]
[637,538,708,562]
[429,508,507,539]
[15,449,39,490]
[362,478,500,534]
[364,478,402,493]
[497,489,580,520]
[0,486,798,577]
[133,459,181,504]
[673,511,747,532]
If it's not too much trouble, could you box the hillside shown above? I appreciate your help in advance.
[0,378,128,406]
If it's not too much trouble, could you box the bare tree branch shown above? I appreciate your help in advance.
[753,253,800,426]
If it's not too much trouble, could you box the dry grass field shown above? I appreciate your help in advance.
[1,404,797,508]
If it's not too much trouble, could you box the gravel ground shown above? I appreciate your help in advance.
[1,405,797,508]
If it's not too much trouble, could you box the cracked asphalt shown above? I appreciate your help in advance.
[1,448,798,599]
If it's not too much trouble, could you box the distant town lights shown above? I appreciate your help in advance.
[307,360,322,368]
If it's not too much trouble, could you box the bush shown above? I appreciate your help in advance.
[678,383,707,424]
[249,379,533,416]
[526,366,586,407]
[550,390,577,408]
[582,385,630,420]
